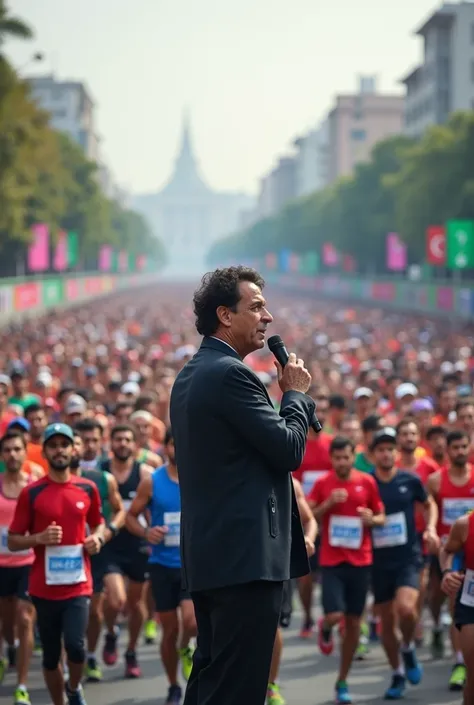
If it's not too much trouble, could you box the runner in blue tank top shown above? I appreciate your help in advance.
[126,428,197,705]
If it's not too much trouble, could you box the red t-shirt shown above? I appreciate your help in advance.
[309,469,384,567]
[9,475,103,600]
[293,433,333,495]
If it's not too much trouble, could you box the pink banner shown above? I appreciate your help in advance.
[118,251,128,272]
[53,231,67,271]
[85,277,103,295]
[98,245,112,272]
[289,253,300,272]
[14,283,40,311]
[322,243,338,267]
[386,233,407,271]
[136,255,146,271]
[28,224,49,272]
[371,282,396,301]
[66,279,80,301]
[436,287,454,311]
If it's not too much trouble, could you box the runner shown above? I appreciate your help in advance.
[0,430,42,705]
[69,431,126,683]
[8,423,105,705]
[426,429,474,689]
[99,424,154,678]
[74,418,107,471]
[310,436,385,704]
[370,427,438,700]
[440,510,474,705]
[126,427,195,704]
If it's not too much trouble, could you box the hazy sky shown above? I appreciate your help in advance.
[7,0,437,196]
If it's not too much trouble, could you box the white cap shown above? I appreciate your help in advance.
[65,394,87,415]
[0,374,11,387]
[121,381,140,396]
[130,410,153,423]
[36,373,52,387]
[395,382,418,400]
[454,361,467,372]
[440,361,454,375]
[353,387,374,400]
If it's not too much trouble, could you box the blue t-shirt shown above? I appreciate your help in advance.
[372,470,427,569]
[148,466,181,569]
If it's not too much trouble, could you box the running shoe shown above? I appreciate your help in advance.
[449,663,467,691]
[299,618,314,639]
[401,648,423,685]
[178,645,194,681]
[85,656,102,682]
[165,684,182,704]
[430,629,444,659]
[13,686,31,705]
[124,649,142,678]
[144,619,158,644]
[65,683,87,705]
[267,682,286,704]
[384,674,406,700]
[355,622,369,660]
[102,631,118,666]
[318,617,334,656]
[335,681,352,704]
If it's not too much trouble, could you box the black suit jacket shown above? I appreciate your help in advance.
[169,336,316,592]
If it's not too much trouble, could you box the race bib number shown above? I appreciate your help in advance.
[461,568,474,607]
[0,526,30,556]
[328,515,362,550]
[302,470,329,497]
[163,511,181,547]
[45,544,86,586]
[442,499,474,526]
[373,512,407,549]
[123,498,147,528]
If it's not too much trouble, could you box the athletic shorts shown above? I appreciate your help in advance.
[103,546,149,584]
[430,554,443,579]
[308,537,320,573]
[417,532,430,567]
[0,565,30,601]
[454,590,474,631]
[149,563,190,612]
[91,553,106,594]
[321,564,370,617]
[372,563,419,605]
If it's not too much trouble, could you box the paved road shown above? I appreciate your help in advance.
[0,613,464,705]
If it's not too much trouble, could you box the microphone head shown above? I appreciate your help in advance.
[267,335,284,353]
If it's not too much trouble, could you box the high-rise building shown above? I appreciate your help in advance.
[293,119,329,198]
[401,2,474,138]
[28,74,100,162]
[326,76,404,184]
[132,113,254,273]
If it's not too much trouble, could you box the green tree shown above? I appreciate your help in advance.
[0,1,32,49]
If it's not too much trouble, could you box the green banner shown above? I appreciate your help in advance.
[41,278,65,307]
[67,232,79,267]
[446,220,474,269]
[300,251,319,275]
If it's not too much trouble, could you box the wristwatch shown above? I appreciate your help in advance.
[107,522,119,538]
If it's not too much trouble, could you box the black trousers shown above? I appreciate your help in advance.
[184,580,283,705]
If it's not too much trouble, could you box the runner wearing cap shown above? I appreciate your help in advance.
[7,423,105,705]
[64,396,88,427]
[370,427,438,700]
[354,414,381,474]
[309,436,384,704]
[353,388,374,424]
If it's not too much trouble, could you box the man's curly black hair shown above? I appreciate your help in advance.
[193,266,265,337]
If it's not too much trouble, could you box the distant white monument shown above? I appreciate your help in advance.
[132,112,254,275]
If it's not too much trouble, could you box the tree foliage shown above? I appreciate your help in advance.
[208,113,474,273]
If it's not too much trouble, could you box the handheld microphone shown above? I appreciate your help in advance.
[267,335,322,433]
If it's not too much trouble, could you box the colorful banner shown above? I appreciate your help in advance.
[426,226,446,266]
[0,286,13,315]
[118,250,128,272]
[65,278,80,301]
[42,279,65,307]
[27,223,49,272]
[322,243,338,267]
[372,282,396,301]
[14,282,40,311]
[136,255,146,271]
[446,220,474,269]
[98,245,113,272]
[386,233,407,271]
[436,286,454,311]
[53,231,68,271]
[67,232,79,268]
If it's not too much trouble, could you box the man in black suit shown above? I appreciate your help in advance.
[170,266,316,705]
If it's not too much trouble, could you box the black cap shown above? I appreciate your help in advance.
[371,427,397,450]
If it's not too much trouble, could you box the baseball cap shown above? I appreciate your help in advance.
[371,427,397,450]
[353,387,373,400]
[0,374,11,387]
[43,423,74,445]
[121,381,140,396]
[411,398,434,413]
[7,417,30,432]
[395,383,418,400]
[64,394,87,415]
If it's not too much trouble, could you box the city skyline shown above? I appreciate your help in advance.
[7,0,441,195]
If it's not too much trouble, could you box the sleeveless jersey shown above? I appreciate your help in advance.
[459,512,474,608]
[81,468,112,523]
[148,466,181,568]
[100,460,146,553]
[0,475,34,567]
[437,466,474,539]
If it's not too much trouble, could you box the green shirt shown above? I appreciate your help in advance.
[354,451,375,474]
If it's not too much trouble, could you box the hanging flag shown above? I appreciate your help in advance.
[265,253,277,270]
[67,232,79,267]
[386,233,407,271]
[322,243,338,267]
[98,245,112,272]
[53,231,68,271]
[343,254,356,273]
[136,255,147,271]
[289,252,300,273]
[279,249,291,273]
[446,220,474,270]
[426,226,446,266]
[28,223,49,272]
[118,250,128,272]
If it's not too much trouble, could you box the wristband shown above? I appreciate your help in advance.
[442,568,454,577]
[107,522,119,538]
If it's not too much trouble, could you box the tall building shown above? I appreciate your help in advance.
[326,76,404,184]
[401,2,474,138]
[293,120,329,198]
[28,74,100,162]
[132,114,254,273]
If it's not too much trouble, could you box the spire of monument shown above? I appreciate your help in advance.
[162,108,209,194]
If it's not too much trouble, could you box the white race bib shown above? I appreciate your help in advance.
[373,512,407,548]
[442,499,474,526]
[123,499,147,528]
[328,515,362,549]
[461,568,474,607]
[163,511,180,547]
[302,470,329,497]
[0,526,30,556]
[45,545,86,585]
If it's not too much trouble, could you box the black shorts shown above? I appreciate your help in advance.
[91,553,106,594]
[0,565,30,601]
[454,590,474,631]
[430,554,443,579]
[321,564,370,617]
[372,563,419,605]
[149,563,190,612]
[103,545,149,584]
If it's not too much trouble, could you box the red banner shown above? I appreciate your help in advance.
[85,277,103,295]
[66,279,80,301]
[14,283,40,311]
[371,282,396,302]
[426,226,446,265]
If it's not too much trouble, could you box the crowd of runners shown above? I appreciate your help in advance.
[0,278,473,705]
